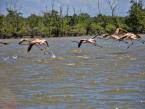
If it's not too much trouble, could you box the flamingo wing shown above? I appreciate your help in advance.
[103,34,110,38]
[45,41,49,47]
[0,42,8,45]
[27,43,35,52]
[117,28,128,35]
[19,40,25,44]
[91,35,98,39]
[19,39,29,45]
[78,40,84,48]
[118,35,128,41]
[136,34,141,38]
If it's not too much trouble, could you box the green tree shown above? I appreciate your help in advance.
[126,0,145,33]
[27,14,43,37]
[0,12,4,38]
[3,9,24,38]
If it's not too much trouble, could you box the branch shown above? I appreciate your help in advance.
[106,0,117,16]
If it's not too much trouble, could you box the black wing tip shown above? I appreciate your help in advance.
[78,43,80,48]
[78,40,83,48]
[136,34,141,38]
[18,40,25,45]
[92,35,98,39]
[45,41,49,47]
[4,43,9,45]
[0,42,9,45]
[27,44,34,52]
[19,42,22,44]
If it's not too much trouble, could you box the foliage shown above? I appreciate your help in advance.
[126,0,145,33]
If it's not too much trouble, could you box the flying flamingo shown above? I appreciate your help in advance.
[76,36,103,48]
[118,32,145,48]
[97,28,128,42]
[19,38,49,54]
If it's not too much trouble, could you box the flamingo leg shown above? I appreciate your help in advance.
[42,43,50,55]
[37,43,50,55]
[36,45,44,51]
[36,42,50,55]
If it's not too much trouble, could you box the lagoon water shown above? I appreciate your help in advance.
[0,37,145,109]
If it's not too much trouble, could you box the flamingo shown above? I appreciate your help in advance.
[118,32,145,48]
[19,38,49,54]
[96,28,128,42]
[77,36,102,48]
[103,28,145,47]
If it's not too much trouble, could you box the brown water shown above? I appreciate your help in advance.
[0,37,145,109]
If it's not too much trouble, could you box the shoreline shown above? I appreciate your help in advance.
[0,34,144,39]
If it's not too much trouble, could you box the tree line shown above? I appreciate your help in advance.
[0,0,145,38]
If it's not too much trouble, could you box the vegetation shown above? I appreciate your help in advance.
[0,0,145,38]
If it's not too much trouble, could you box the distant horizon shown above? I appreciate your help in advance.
[0,0,145,17]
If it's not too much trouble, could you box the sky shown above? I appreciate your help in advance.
[0,0,144,17]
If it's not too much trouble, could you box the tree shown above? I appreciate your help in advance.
[126,0,145,33]
[27,14,42,37]
[78,13,91,35]
[0,12,5,38]
[4,9,23,38]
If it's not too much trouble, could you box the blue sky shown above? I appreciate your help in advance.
[0,0,144,17]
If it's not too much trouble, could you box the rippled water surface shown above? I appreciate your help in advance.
[0,37,145,109]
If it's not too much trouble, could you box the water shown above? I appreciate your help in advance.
[0,37,145,109]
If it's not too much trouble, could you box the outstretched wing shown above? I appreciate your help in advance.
[78,40,84,48]
[118,35,128,41]
[115,28,128,35]
[19,39,29,45]
[27,43,35,52]
[91,35,98,39]
[102,34,110,38]
[19,40,24,44]
[136,34,141,38]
